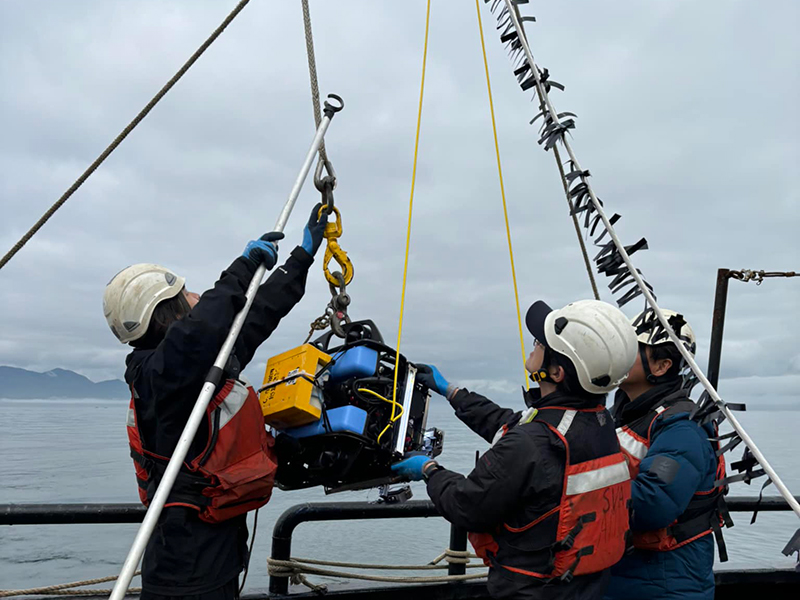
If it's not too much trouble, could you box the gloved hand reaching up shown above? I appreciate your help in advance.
[301,202,330,257]
[242,232,285,269]
[390,453,434,482]
[417,364,458,400]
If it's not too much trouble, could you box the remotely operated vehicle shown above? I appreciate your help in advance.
[259,320,444,495]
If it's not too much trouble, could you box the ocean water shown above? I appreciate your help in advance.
[1,399,798,593]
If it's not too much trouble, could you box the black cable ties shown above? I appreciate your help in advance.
[565,169,589,183]
[520,76,537,91]
[529,110,548,126]
[731,448,759,474]
[750,477,773,524]
[625,238,649,256]
[709,431,739,442]
[500,29,518,44]
[717,435,743,457]
[594,241,615,262]
[480,0,659,313]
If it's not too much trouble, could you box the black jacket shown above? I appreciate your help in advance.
[426,389,612,600]
[125,248,313,594]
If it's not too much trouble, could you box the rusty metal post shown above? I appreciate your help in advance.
[707,268,731,389]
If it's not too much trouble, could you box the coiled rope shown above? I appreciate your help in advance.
[0,0,252,272]
[267,548,487,593]
[0,572,141,598]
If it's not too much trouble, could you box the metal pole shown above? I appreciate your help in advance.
[448,524,468,577]
[501,0,800,520]
[108,95,344,600]
[707,268,731,389]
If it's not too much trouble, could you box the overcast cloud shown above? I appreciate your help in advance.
[0,0,797,409]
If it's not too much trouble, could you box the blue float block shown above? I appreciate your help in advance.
[327,346,379,383]
[281,405,368,438]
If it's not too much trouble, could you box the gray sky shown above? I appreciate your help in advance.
[1,0,798,408]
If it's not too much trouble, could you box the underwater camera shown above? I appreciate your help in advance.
[259,320,444,493]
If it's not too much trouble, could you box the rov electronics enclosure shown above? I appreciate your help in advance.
[259,344,331,429]
[260,321,443,492]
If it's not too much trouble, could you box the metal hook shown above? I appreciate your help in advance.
[323,93,344,117]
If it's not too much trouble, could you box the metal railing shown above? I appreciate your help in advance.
[2,496,798,596]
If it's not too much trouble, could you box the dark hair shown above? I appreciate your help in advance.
[130,290,191,349]
[543,347,606,402]
[647,342,683,380]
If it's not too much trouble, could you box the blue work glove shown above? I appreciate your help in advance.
[417,364,458,400]
[243,231,285,269]
[301,202,329,257]
[391,453,433,482]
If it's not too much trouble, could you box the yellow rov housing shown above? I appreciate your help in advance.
[260,344,332,429]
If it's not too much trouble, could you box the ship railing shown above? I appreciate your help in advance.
[2,496,799,597]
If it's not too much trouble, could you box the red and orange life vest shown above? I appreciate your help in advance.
[616,395,728,555]
[127,379,277,524]
[469,406,631,583]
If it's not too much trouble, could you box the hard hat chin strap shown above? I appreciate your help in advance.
[640,343,682,385]
[640,344,658,384]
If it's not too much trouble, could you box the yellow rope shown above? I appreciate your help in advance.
[475,0,529,389]
[358,388,404,444]
[391,0,431,414]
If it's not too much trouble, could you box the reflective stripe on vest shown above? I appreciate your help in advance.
[617,426,648,470]
[566,457,630,496]
[616,397,726,553]
[470,406,631,583]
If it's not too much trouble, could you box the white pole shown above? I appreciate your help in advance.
[108,98,343,600]
[502,0,800,518]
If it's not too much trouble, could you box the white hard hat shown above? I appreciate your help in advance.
[526,299,638,394]
[632,309,697,355]
[103,264,185,344]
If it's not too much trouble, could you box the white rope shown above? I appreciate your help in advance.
[0,572,140,598]
[267,549,488,591]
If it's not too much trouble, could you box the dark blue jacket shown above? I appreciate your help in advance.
[605,384,718,600]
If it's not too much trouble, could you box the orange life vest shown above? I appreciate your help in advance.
[469,406,631,583]
[616,395,728,556]
[127,379,277,524]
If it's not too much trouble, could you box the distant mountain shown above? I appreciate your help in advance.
[0,366,128,399]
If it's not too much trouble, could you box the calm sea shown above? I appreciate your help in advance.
[1,399,798,593]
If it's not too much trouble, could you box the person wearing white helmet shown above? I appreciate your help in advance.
[391,299,637,600]
[103,204,328,600]
[605,309,728,600]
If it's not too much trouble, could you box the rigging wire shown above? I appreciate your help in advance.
[0,0,252,272]
[474,0,529,389]
[390,0,431,414]
[551,144,600,300]
[300,0,329,163]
